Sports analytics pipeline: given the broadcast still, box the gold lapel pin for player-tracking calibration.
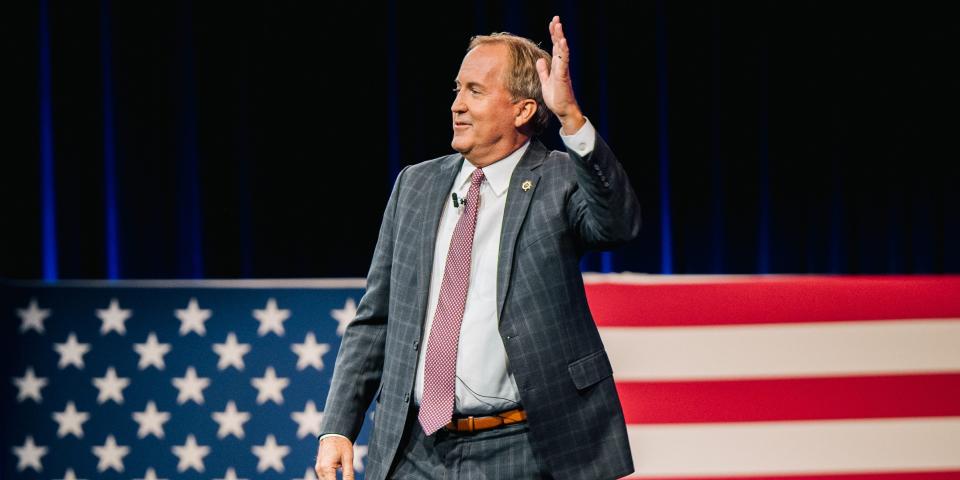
[521,180,533,192]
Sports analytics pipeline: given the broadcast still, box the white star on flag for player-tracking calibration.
[92,435,130,473]
[133,332,171,370]
[175,297,211,336]
[214,467,248,480]
[291,400,324,439]
[172,434,210,473]
[132,400,171,439]
[254,297,290,336]
[331,297,357,336]
[134,467,168,480]
[13,366,48,403]
[92,366,130,404]
[53,332,91,369]
[12,435,47,472]
[97,298,132,335]
[17,297,50,334]
[54,467,87,480]
[353,444,368,472]
[212,332,251,371]
[251,366,289,405]
[251,434,290,473]
[294,468,319,480]
[212,400,251,439]
[172,366,210,405]
[52,401,89,438]
[291,332,330,371]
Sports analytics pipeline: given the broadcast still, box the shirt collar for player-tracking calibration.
[454,140,530,198]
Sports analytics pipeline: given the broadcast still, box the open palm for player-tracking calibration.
[536,16,582,125]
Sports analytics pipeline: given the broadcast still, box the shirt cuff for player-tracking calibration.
[319,433,350,443]
[559,116,596,157]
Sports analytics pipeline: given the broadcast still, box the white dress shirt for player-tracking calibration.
[321,120,596,441]
[416,118,596,415]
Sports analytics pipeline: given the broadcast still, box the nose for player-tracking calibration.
[451,89,467,114]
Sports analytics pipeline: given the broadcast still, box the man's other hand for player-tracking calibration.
[316,436,355,480]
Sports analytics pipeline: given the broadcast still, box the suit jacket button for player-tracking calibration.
[403,393,410,403]
[413,340,419,351]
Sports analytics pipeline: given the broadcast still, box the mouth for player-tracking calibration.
[453,121,471,129]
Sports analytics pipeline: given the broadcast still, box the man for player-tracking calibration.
[316,16,639,480]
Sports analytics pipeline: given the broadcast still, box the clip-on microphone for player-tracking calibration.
[451,192,468,209]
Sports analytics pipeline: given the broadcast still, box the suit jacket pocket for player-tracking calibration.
[517,224,566,253]
[567,349,614,390]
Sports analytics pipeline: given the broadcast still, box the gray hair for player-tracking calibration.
[468,33,552,136]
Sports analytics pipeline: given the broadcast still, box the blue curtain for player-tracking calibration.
[3,1,956,280]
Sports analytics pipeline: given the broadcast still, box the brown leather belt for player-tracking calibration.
[444,408,527,433]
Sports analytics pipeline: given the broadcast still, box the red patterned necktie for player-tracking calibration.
[418,168,485,435]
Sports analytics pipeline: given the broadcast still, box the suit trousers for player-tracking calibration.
[387,405,550,479]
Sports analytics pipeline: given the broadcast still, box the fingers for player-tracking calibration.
[557,38,569,64]
[342,449,355,480]
[316,463,337,480]
[536,57,550,84]
[316,437,353,480]
[315,443,328,479]
[313,462,337,480]
[339,441,354,480]
[552,37,569,82]
[549,17,565,43]
[315,451,338,480]
[549,17,560,50]
[548,16,569,64]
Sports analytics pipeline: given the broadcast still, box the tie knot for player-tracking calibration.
[470,168,485,187]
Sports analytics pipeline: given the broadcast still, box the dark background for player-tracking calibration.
[2,1,957,280]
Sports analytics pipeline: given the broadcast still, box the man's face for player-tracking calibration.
[451,44,521,165]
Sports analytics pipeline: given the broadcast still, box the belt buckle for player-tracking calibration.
[445,414,479,433]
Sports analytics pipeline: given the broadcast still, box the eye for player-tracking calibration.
[452,86,481,95]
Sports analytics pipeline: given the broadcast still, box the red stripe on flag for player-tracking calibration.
[623,471,960,480]
[587,276,960,327]
[616,373,960,424]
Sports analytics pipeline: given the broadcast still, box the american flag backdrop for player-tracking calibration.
[3,275,960,479]
[2,279,371,480]
[585,274,960,480]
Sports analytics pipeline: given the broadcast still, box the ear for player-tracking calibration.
[514,99,538,128]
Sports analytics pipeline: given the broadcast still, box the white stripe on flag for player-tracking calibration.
[601,319,960,380]
[627,417,960,477]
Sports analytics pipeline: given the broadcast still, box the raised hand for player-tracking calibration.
[535,16,585,134]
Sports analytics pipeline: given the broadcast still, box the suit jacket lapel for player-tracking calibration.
[497,140,547,321]
[416,154,463,327]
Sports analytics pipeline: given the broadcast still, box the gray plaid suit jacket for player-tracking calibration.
[320,133,640,480]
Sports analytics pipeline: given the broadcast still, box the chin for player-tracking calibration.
[451,138,469,154]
